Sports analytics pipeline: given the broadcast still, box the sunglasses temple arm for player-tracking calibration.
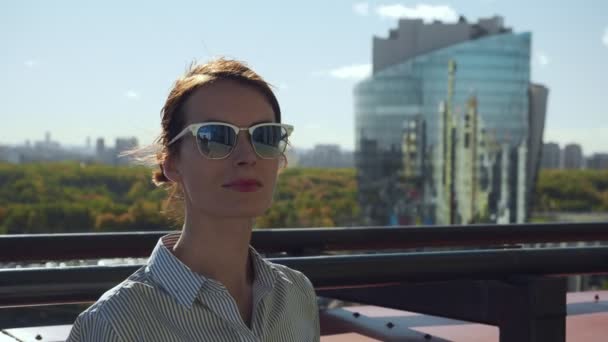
[167,126,193,145]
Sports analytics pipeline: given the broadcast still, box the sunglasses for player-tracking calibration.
[167,122,294,159]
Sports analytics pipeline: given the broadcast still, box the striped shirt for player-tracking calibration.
[67,233,320,341]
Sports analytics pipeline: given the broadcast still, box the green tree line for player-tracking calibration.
[1,162,606,234]
[533,169,608,212]
[0,162,360,234]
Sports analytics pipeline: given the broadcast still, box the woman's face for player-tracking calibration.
[166,79,280,219]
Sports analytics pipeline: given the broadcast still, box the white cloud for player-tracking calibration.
[124,90,140,100]
[320,64,372,80]
[353,2,369,16]
[537,52,550,67]
[602,27,608,47]
[24,60,39,68]
[376,4,459,23]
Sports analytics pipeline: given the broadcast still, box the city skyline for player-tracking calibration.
[0,130,359,153]
[1,0,608,153]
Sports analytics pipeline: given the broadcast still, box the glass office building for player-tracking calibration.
[355,17,548,226]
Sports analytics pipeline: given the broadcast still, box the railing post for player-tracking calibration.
[317,276,568,342]
[497,276,567,342]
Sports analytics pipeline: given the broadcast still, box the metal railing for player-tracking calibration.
[2,222,607,261]
[1,222,608,342]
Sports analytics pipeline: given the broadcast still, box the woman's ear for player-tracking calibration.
[162,155,181,184]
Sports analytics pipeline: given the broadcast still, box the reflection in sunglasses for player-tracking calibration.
[192,123,290,159]
[206,141,233,157]
[254,143,281,157]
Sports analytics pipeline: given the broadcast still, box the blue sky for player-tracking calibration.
[1,0,607,153]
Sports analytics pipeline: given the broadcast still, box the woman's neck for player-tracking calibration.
[171,212,255,295]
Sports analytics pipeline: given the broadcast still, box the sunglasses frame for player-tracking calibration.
[167,121,294,160]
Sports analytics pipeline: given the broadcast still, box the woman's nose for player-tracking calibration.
[231,132,257,166]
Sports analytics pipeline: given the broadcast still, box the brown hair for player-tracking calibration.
[150,58,284,224]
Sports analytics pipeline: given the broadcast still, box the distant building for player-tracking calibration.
[525,84,549,218]
[394,114,427,225]
[115,137,139,165]
[0,135,140,166]
[95,137,114,164]
[587,153,608,170]
[541,142,561,169]
[454,96,487,224]
[96,138,105,157]
[354,16,547,225]
[563,144,583,169]
[296,145,354,168]
[93,136,139,165]
[0,145,8,162]
[1,133,87,163]
[401,115,426,179]
[373,16,512,74]
[34,132,61,152]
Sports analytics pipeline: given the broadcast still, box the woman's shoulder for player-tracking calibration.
[68,266,158,341]
[266,261,316,297]
[79,265,158,318]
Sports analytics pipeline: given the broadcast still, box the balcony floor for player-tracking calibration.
[2,291,607,342]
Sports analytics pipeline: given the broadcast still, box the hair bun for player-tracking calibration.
[152,167,170,185]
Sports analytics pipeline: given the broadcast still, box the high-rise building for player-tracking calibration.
[541,142,561,169]
[115,137,139,165]
[354,16,547,225]
[0,145,8,162]
[586,153,608,170]
[454,96,485,224]
[115,137,138,154]
[526,84,549,217]
[296,145,354,168]
[401,115,426,179]
[34,132,60,152]
[563,144,583,169]
[95,137,114,164]
[96,138,105,157]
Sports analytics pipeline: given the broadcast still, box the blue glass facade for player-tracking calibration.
[355,32,534,226]
[356,32,531,151]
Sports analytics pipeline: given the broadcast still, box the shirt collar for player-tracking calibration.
[145,232,280,309]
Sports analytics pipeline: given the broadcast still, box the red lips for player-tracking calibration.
[222,179,262,192]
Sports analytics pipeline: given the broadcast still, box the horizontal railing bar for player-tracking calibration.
[1,222,608,262]
[2,246,608,307]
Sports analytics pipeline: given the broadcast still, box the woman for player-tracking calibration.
[67,58,320,341]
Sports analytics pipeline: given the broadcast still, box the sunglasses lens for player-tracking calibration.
[251,125,288,158]
[196,124,236,158]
